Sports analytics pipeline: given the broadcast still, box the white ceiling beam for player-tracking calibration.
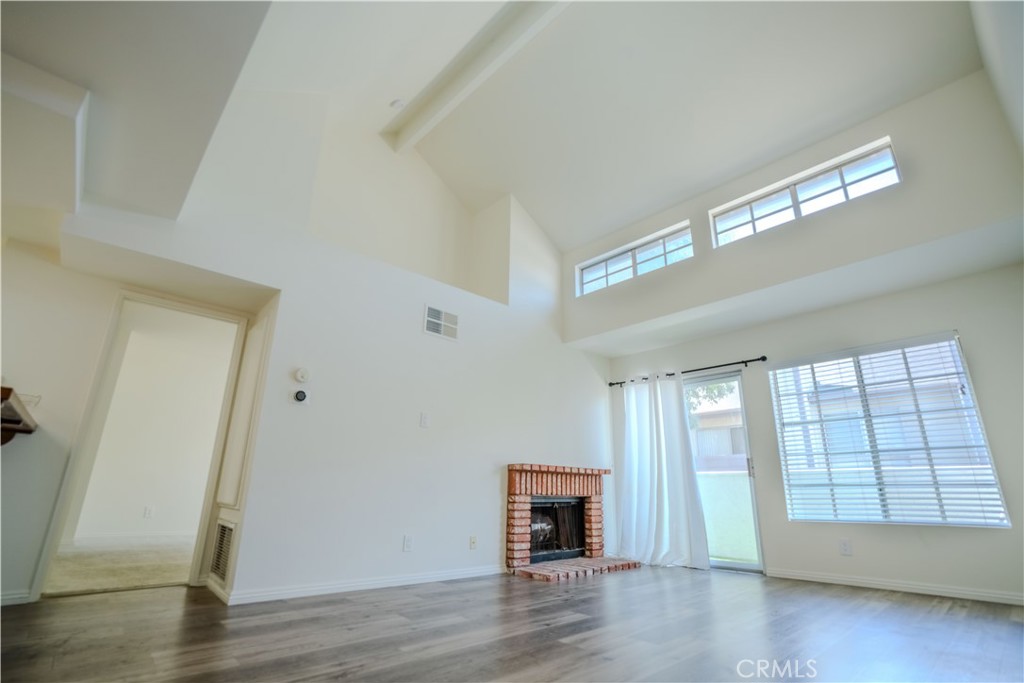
[385,2,568,153]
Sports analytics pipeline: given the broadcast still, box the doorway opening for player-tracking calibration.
[683,374,763,571]
[43,297,243,596]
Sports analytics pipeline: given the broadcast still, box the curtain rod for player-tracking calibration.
[608,355,768,388]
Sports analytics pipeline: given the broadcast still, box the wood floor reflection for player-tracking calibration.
[4,566,1021,682]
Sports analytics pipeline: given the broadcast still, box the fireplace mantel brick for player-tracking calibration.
[506,463,610,570]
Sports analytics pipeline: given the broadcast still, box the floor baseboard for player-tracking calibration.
[766,567,1023,605]
[226,564,505,605]
[2,591,33,606]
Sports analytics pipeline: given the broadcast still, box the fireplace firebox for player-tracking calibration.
[530,497,584,563]
[506,464,610,570]
[507,464,641,580]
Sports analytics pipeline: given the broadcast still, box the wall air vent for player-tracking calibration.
[210,521,235,582]
[424,306,458,341]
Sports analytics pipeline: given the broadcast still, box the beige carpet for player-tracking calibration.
[44,540,194,596]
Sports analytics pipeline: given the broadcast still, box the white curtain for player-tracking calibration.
[614,378,710,569]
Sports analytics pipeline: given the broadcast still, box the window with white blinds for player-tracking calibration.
[769,336,1010,527]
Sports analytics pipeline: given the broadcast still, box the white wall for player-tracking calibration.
[58,191,615,602]
[72,303,237,543]
[181,86,475,294]
[0,241,120,602]
[466,195,512,305]
[610,264,1024,604]
[310,112,474,291]
[233,211,612,602]
[971,1,1024,150]
[46,60,616,603]
[563,70,1023,345]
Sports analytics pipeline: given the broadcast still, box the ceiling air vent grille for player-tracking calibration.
[210,521,234,582]
[424,306,458,341]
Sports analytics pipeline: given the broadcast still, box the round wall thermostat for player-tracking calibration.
[294,368,310,383]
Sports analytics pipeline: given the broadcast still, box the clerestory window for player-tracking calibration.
[577,222,692,296]
[712,139,901,247]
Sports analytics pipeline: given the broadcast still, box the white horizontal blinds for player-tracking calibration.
[578,226,692,295]
[713,143,900,246]
[770,337,1009,527]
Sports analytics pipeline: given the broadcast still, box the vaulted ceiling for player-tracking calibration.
[414,1,984,251]
[2,1,270,219]
[2,1,1020,256]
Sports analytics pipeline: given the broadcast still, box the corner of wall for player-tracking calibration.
[463,195,512,304]
[508,196,562,334]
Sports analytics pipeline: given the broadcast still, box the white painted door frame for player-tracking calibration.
[32,288,250,599]
[681,370,766,573]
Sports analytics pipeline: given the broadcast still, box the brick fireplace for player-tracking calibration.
[506,464,610,569]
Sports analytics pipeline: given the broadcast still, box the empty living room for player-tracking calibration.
[1,1,1021,682]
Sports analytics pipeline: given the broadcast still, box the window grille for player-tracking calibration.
[578,224,692,296]
[713,140,900,247]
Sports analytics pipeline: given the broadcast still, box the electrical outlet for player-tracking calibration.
[469,535,477,550]
[419,412,430,429]
[143,506,154,519]
[403,534,413,552]
[839,538,852,556]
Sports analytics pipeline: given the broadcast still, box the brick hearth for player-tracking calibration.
[506,463,610,570]
[513,556,642,582]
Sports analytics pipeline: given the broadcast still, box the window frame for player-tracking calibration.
[576,221,692,297]
[768,333,1010,528]
[710,137,901,248]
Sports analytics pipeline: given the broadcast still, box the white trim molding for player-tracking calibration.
[62,533,197,549]
[2,591,34,606]
[225,565,505,606]
[766,568,1023,606]
[205,577,231,605]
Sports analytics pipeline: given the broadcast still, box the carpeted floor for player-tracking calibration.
[44,540,195,596]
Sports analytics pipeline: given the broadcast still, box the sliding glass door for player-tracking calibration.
[683,374,763,571]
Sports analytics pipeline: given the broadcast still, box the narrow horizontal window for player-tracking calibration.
[711,139,900,248]
[752,189,795,232]
[576,223,692,297]
[769,335,1010,528]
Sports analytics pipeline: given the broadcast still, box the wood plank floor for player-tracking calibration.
[3,567,1021,682]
